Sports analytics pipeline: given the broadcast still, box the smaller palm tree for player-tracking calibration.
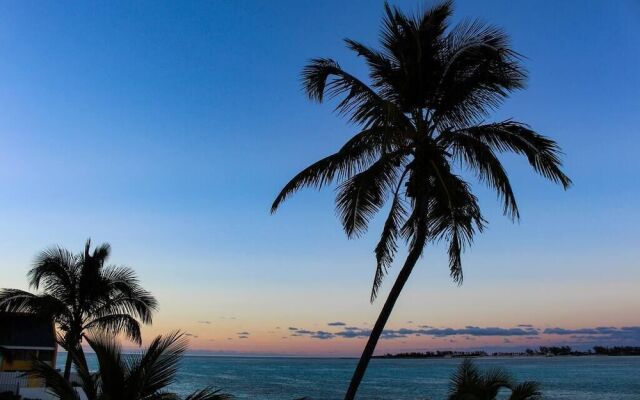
[448,359,541,400]
[31,331,233,400]
[0,239,158,380]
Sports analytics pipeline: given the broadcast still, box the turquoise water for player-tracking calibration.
[59,355,640,399]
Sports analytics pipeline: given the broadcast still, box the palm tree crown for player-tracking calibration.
[448,359,541,400]
[32,332,233,400]
[273,1,570,298]
[0,239,158,379]
[272,2,570,399]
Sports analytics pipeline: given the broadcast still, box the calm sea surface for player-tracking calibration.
[58,355,640,399]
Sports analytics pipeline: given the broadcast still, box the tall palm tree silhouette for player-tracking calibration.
[0,239,158,380]
[271,2,570,398]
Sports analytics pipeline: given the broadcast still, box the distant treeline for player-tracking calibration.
[526,346,640,356]
[375,350,488,358]
[375,351,487,359]
[376,346,640,359]
[592,346,640,356]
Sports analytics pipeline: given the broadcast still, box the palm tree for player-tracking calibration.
[448,359,541,400]
[271,2,570,398]
[0,239,158,380]
[31,331,233,400]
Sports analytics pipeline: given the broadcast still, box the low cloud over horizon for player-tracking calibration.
[283,324,640,348]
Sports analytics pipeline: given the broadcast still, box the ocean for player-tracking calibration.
[58,355,640,399]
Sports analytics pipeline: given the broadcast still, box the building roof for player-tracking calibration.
[0,313,56,349]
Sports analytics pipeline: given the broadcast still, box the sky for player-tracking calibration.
[0,0,638,356]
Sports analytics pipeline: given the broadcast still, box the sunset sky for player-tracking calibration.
[0,0,638,356]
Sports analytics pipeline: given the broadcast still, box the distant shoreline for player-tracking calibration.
[373,346,640,359]
[57,352,640,360]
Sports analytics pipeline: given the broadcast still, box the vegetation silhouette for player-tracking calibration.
[447,359,541,400]
[30,331,232,400]
[0,239,157,380]
[271,1,570,398]
[592,346,640,356]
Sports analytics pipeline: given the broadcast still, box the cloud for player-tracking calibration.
[238,335,249,339]
[184,333,199,338]
[277,324,640,347]
[543,327,628,335]
[544,326,640,343]
[197,320,211,325]
[327,322,346,326]
[290,325,541,341]
[237,331,250,335]
[312,331,334,340]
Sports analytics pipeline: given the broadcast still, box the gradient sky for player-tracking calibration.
[0,1,639,356]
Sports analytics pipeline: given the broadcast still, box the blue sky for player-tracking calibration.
[0,1,638,354]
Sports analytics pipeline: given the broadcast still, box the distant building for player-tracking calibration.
[0,312,57,388]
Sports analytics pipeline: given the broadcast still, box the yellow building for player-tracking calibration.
[0,313,57,387]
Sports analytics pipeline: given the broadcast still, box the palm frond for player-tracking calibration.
[127,331,187,399]
[427,161,485,283]
[434,19,526,129]
[29,246,78,302]
[85,333,126,398]
[448,358,484,400]
[271,127,399,213]
[0,289,68,318]
[482,367,513,398]
[84,313,143,344]
[184,387,235,400]
[29,361,80,400]
[301,58,410,128]
[458,121,571,188]
[96,265,158,324]
[371,178,408,302]
[89,294,156,327]
[509,381,542,400]
[336,152,404,238]
[439,130,519,219]
[91,241,112,264]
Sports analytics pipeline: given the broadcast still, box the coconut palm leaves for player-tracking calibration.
[0,239,158,379]
[272,2,569,399]
[448,359,541,400]
[30,332,233,400]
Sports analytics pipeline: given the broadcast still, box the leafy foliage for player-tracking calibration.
[272,0,570,301]
[448,359,541,400]
[30,332,233,400]
[0,239,158,378]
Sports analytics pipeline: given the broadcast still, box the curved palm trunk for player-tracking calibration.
[62,333,86,381]
[344,231,427,400]
[63,349,73,380]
